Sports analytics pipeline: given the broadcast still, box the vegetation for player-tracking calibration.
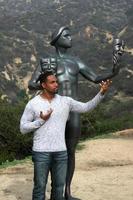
[81,98,133,139]
[0,156,31,169]
[0,97,32,165]
[0,96,133,165]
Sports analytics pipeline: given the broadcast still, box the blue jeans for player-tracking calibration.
[32,151,68,200]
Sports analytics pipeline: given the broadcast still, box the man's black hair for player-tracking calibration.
[39,71,56,84]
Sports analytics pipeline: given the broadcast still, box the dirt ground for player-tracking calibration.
[1,129,133,200]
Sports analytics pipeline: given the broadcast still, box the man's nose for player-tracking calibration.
[55,82,58,87]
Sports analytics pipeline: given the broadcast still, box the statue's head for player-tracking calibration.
[50,26,72,48]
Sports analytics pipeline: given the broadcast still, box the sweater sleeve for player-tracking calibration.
[69,92,104,113]
[20,102,45,134]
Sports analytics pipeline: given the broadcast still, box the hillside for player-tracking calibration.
[0,0,133,102]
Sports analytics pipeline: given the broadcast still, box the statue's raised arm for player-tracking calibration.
[78,38,125,83]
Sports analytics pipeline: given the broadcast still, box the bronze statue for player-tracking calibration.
[28,26,124,200]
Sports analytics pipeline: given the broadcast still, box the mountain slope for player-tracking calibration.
[0,0,133,101]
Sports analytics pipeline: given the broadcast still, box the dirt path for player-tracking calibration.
[1,129,133,200]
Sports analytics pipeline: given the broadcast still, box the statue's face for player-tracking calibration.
[56,29,72,48]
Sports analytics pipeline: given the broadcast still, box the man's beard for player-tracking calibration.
[45,88,58,95]
[54,89,58,94]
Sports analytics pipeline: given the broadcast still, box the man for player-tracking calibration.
[20,71,111,200]
[28,26,124,200]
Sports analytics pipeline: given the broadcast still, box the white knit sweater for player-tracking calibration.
[20,93,104,152]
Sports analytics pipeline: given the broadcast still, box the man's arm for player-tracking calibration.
[69,80,111,113]
[20,103,53,134]
[20,103,45,134]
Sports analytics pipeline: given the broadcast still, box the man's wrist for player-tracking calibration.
[36,119,45,127]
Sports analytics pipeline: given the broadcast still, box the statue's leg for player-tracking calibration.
[50,112,81,200]
[50,169,54,200]
[65,112,81,200]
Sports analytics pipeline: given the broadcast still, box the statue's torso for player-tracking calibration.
[41,56,80,98]
[56,57,79,97]
[57,57,79,81]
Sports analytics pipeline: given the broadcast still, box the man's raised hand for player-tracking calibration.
[99,79,112,95]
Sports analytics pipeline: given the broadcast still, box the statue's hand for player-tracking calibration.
[112,54,120,73]
[28,80,42,90]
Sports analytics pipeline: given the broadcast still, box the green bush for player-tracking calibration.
[0,98,32,164]
[81,99,133,139]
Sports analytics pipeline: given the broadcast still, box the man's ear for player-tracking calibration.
[41,82,46,89]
